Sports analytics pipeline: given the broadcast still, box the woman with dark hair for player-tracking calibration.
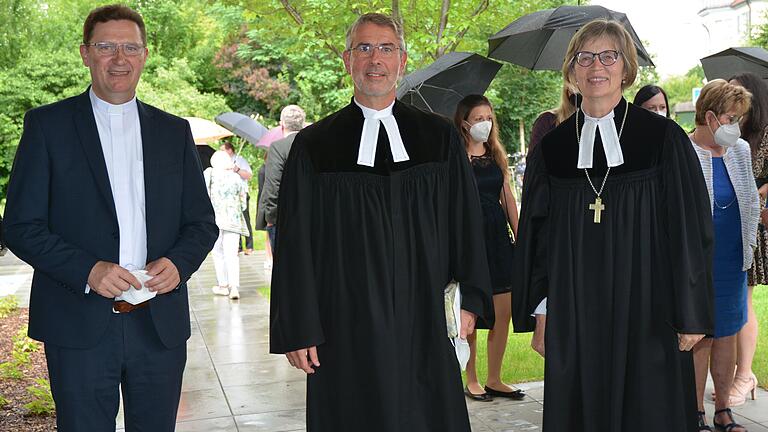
[453,94,522,402]
[725,71,768,406]
[633,84,671,118]
[529,83,579,154]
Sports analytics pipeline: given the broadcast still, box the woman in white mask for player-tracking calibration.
[689,79,760,432]
[453,95,522,402]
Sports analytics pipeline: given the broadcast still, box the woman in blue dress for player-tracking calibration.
[454,95,523,401]
[690,79,760,432]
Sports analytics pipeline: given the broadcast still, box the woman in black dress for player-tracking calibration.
[454,95,522,401]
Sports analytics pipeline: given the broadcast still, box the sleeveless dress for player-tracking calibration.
[712,157,748,337]
[470,152,514,294]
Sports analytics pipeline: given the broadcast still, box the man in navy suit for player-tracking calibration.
[2,5,218,431]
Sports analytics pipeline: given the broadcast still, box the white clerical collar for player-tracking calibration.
[89,88,137,115]
[577,105,625,169]
[354,99,409,167]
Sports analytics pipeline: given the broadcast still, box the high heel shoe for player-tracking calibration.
[713,408,747,431]
[728,372,758,407]
[698,410,713,431]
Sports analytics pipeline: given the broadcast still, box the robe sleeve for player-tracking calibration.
[447,128,495,329]
[269,138,325,354]
[661,123,715,335]
[511,142,550,333]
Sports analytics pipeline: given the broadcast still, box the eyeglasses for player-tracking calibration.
[348,43,401,58]
[84,42,145,57]
[722,114,743,124]
[573,50,621,67]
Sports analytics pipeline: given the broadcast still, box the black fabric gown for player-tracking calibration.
[470,153,514,293]
[269,100,495,431]
[513,99,715,431]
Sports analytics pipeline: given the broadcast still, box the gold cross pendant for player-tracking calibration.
[589,197,605,224]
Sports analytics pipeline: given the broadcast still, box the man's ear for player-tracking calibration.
[80,44,90,67]
[342,50,352,75]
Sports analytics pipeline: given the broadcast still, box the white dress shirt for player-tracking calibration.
[86,89,147,299]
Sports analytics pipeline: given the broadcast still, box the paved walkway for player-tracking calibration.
[1,251,767,430]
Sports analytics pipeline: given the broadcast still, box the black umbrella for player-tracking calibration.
[487,5,653,70]
[396,52,502,117]
[215,112,269,146]
[701,47,768,81]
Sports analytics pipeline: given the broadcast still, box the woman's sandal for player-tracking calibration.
[713,408,747,432]
[698,410,713,431]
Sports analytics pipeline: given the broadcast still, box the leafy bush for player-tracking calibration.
[24,379,55,416]
[0,394,8,409]
[0,295,18,318]
[0,361,24,379]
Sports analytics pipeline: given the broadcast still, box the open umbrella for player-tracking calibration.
[182,117,233,144]
[487,5,653,70]
[701,47,768,81]
[396,52,502,117]
[255,126,284,149]
[215,112,269,146]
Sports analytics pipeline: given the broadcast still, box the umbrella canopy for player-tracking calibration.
[396,52,502,117]
[255,126,284,149]
[701,47,768,81]
[487,5,653,70]
[215,112,269,146]
[183,117,233,145]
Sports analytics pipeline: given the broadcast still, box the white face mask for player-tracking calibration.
[708,111,741,148]
[467,120,492,142]
[654,110,667,117]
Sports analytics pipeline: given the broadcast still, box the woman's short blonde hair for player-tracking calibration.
[210,150,234,170]
[562,19,638,92]
[694,79,752,125]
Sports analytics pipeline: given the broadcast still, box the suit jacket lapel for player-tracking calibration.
[138,100,157,257]
[73,90,118,223]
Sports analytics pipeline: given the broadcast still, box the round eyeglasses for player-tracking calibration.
[573,50,621,67]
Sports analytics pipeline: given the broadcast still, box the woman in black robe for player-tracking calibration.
[513,19,715,431]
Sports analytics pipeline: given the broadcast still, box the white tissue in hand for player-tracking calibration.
[120,270,156,305]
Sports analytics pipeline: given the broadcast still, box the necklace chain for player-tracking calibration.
[577,100,629,197]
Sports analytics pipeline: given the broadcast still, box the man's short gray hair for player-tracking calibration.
[345,13,406,51]
[280,105,306,132]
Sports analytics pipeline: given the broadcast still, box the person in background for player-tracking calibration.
[205,151,249,300]
[220,140,254,255]
[256,105,307,254]
[725,72,768,407]
[453,94,522,402]
[529,83,578,154]
[633,84,671,118]
[689,79,759,432]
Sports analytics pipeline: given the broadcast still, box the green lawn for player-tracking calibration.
[754,285,768,389]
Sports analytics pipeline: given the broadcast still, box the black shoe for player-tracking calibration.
[484,385,525,400]
[713,408,747,432]
[698,411,713,431]
[464,386,492,402]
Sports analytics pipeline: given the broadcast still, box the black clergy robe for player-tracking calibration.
[269,99,495,431]
[513,99,715,431]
